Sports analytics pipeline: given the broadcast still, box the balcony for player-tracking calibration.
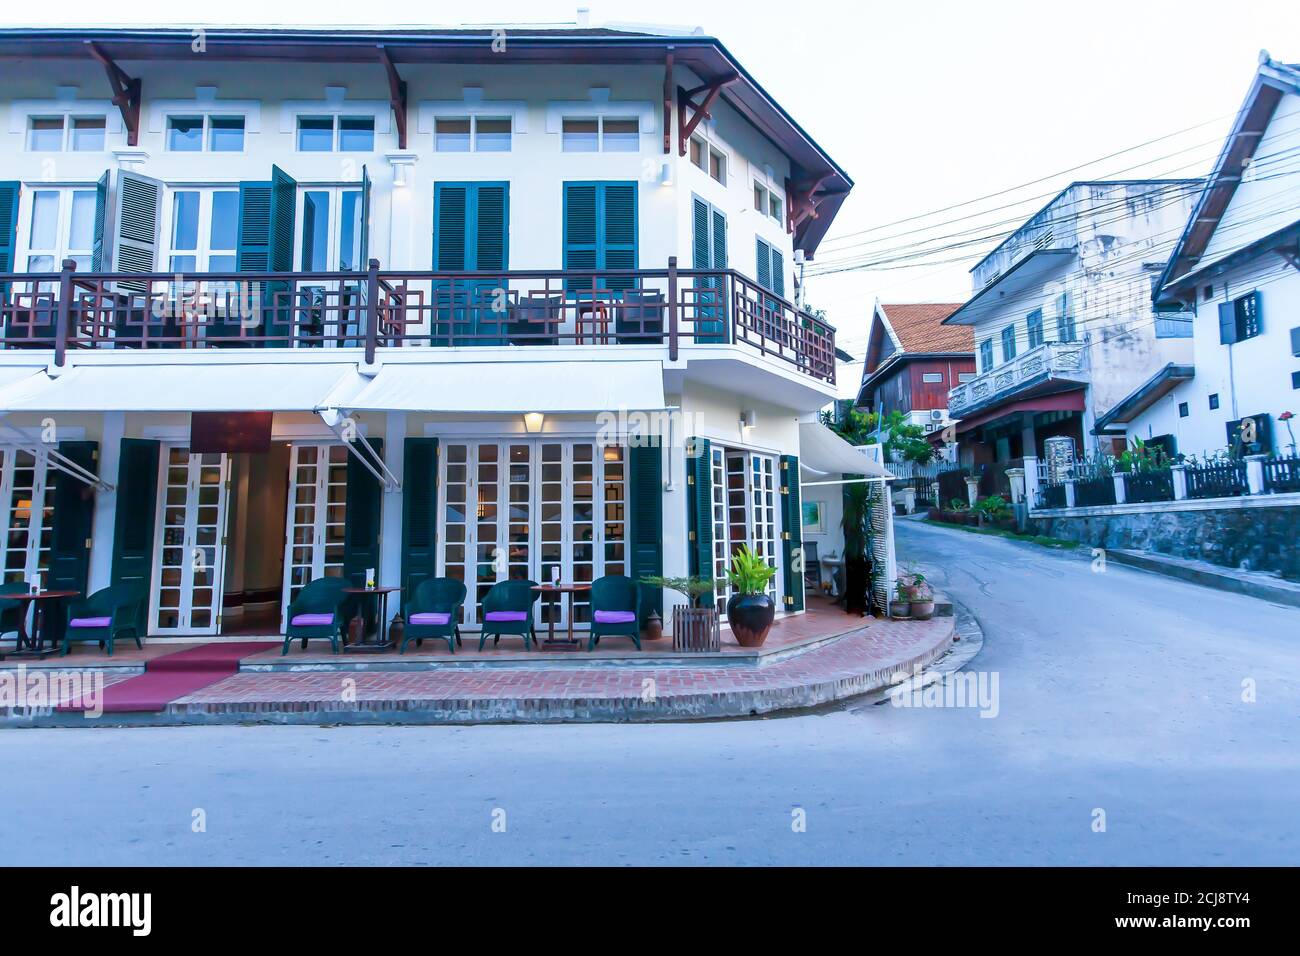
[947,341,1088,418]
[0,259,836,385]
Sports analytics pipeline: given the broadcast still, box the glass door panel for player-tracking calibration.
[152,447,228,635]
[0,448,56,589]
[281,443,349,625]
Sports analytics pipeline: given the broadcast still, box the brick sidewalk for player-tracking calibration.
[165,616,954,723]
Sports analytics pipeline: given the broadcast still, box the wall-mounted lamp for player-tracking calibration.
[659,162,673,187]
[523,412,546,433]
[740,409,757,430]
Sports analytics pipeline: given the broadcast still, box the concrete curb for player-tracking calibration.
[3,618,956,728]
[1107,549,1300,609]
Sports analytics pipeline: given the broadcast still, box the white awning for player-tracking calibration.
[336,360,666,414]
[798,422,891,479]
[0,363,362,413]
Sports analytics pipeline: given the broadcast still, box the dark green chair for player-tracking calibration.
[588,575,642,651]
[401,577,467,654]
[0,582,29,649]
[479,579,540,651]
[282,577,351,655]
[61,582,147,657]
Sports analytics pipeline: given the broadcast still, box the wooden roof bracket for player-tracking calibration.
[786,175,831,232]
[1277,246,1300,274]
[377,45,408,150]
[662,47,674,154]
[677,72,738,155]
[85,41,140,146]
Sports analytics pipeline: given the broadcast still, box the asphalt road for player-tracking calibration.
[3,519,1296,865]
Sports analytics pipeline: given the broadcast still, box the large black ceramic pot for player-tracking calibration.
[726,592,776,647]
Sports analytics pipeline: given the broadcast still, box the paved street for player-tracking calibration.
[3,521,1296,866]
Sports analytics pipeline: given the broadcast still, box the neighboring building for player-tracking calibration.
[939,180,1202,467]
[0,22,880,642]
[854,301,973,452]
[1102,54,1300,459]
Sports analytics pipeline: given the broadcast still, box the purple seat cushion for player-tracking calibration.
[291,613,335,627]
[593,610,637,624]
[409,612,451,626]
[70,616,112,628]
[484,610,528,623]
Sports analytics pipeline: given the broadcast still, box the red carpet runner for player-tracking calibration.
[58,643,279,713]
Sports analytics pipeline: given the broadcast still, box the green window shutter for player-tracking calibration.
[343,436,385,588]
[110,171,162,292]
[756,237,772,291]
[780,454,804,612]
[1218,301,1238,345]
[358,164,371,271]
[236,182,272,271]
[474,184,509,272]
[269,165,296,272]
[0,180,17,304]
[46,441,99,643]
[686,438,714,606]
[434,182,509,344]
[401,437,439,609]
[692,197,711,270]
[564,181,638,291]
[771,248,785,298]
[111,438,161,636]
[434,183,468,270]
[90,172,108,271]
[627,440,663,623]
[711,207,727,270]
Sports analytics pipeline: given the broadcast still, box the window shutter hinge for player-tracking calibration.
[687,474,695,486]
[688,530,696,541]
[780,485,789,495]
[781,531,791,540]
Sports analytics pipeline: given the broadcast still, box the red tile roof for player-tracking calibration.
[880,303,972,353]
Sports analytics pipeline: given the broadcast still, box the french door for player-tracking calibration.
[709,445,780,616]
[438,438,627,627]
[0,447,56,588]
[281,443,349,623]
[152,447,229,635]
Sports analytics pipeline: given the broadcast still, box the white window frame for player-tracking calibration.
[689,133,728,185]
[433,114,513,152]
[295,186,365,272]
[18,185,98,274]
[163,113,246,152]
[295,114,377,153]
[709,444,783,616]
[162,187,241,273]
[922,372,945,384]
[560,115,642,153]
[24,113,109,152]
[0,446,56,589]
[752,179,785,224]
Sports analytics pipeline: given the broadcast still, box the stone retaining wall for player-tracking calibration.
[1029,499,1300,579]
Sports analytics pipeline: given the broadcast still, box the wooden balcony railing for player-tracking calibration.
[0,258,836,385]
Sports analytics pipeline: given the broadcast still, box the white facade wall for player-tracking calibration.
[964,182,1199,450]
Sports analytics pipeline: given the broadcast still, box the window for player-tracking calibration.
[297,115,374,152]
[752,181,783,223]
[1203,284,1214,301]
[1155,309,1193,338]
[1056,292,1076,343]
[769,192,783,223]
[922,372,944,384]
[25,187,97,273]
[1026,309,1044,349]
[978,340,994,371]
[167,189,239,272]
[1293,370,1300,389]
[70,117,106,151]
[755,237,784,297]
[562,116,639,152]
[166,114,244,152]
[167,116,204,151]
[1218,290,1263,344]
[27,117,64,151]
[754,183,765,211]
[1208,393,1220,410]
[435,116,511,152]
[958,372,976,383]
[299,188,365,272]
[690,136,704,169]
[1178,402,1190,418]
[1001,324,1017,362]
[208,116,245,151]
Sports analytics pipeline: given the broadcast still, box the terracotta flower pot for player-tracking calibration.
[891,601,912,619]
[726,593,775,647]
[910,600,935,621]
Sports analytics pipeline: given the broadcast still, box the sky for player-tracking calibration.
[6,1,1299,392]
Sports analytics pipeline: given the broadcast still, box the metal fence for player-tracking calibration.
[1262,455,1300,493]
[1074,474,1117,507]
[1123,470,1175,504]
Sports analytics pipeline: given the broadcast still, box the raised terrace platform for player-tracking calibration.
[2,598,956,726]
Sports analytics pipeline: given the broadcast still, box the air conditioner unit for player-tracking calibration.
[929,409,945,422]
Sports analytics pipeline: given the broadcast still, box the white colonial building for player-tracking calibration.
[939,180,1202,468]
[0,22,888,645]
[1099,54,1300,460]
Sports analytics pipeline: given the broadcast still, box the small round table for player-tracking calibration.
[341,586,401,653]
[531,583,592,647]
[3,590,81,660]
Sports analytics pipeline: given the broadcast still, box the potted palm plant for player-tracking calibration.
[640,575,720,652]
[724,545,777,647]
